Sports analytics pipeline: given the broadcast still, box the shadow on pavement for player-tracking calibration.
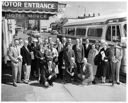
[29,82,49,89]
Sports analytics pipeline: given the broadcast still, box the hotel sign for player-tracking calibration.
[2,1,58,12]
[4,12,49,19]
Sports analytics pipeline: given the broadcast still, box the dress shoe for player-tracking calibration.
[13,83,17,87]
[24,81,28,84]
[17,81,23,83]
[101,81,105,84]
[92,80,96,84]
[88,82,92,85]
[116,82,120,85]
[44,81,49,87]
[112,82,114,86]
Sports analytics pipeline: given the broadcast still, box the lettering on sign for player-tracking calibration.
[5,13,49,19]
[2,1,58,12]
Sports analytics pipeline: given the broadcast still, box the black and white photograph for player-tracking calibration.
[1,0,127,101]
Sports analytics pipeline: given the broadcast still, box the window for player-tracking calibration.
[87,28,102,37]
[106,25,121,42]
[76,28,86,37]
[124,24,127,37]
[63,28,67,34]
[68,28,75,36]
[117,25,121,40]
[106,26,111,41]
[112,26,115,36]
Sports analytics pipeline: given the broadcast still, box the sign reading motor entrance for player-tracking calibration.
[2,1,58,12]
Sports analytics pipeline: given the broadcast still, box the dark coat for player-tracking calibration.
[95,48,111,78]
[63,47,75,69]
[83,44,92,58]
[35,50,46,64]
[73,44,85,63]
[21,46,31,65]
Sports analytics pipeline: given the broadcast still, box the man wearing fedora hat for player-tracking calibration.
[109,40,123,86]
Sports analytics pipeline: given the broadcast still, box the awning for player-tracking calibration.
[2,1,58,19]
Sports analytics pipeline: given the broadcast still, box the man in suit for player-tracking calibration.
[73,38,84,77]
[63,42,75,82]
[109,41,123,86]
[8,39,22,87]
[21,40,32,84]
[19,38,24,80]
[58,37,67,79]
[78,58,93,85]
[83,38,92,58]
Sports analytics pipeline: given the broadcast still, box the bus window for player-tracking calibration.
[76,28,86,37]
[117,25,121,41]
[106,26,111,41]
[124,24,127,37]
[112,25,121,42]
[87,28,102,37]
[112,26,116,36]
[68,28,75,36]
[63,28,67,34]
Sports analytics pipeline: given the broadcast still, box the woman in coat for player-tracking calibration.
[88,44,99,83]
[97,41,110,83]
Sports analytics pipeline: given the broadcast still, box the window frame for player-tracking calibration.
[87,27,103,37]
[76,27,86,37]
[67,27,75,36]
[105,24,121,42]
[123,24,127,37]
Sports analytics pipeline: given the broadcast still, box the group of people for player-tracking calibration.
[8,36,123,87]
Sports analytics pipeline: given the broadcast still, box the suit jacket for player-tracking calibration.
[83,44,92,58]
[21,46,31,65]
[108,46,123,62]
[115,46,123,61]
[73,44,84,63]
[8,46,20,64]
[63,47,75,69]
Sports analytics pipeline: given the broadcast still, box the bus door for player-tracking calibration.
[106,24,121,45]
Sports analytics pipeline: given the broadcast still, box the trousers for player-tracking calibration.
[23,65,31,82]
[11,62,22,83]
[110,60,121,83]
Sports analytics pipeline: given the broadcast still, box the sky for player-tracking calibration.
[62,1,127,17]
[42,1,127,27]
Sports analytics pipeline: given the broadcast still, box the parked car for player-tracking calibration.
[50,30,59,35]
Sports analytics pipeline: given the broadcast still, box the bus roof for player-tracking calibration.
[64,13,127,27]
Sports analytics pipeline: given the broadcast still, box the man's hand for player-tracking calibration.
[71,72,74,76]
[25,63,27,67]
[40,57,44,60]
[82,75,85,79]
[104,59,108,62]
[15,59,19,63]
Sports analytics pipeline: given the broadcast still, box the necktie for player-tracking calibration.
[16,46,19,56]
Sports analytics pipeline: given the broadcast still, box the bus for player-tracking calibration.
[57,13,127,77]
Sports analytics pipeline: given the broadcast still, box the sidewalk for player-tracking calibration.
[2,80,126,101]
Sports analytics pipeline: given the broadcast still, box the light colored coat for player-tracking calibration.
[88,48,99,76]
[8,46,20,64]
